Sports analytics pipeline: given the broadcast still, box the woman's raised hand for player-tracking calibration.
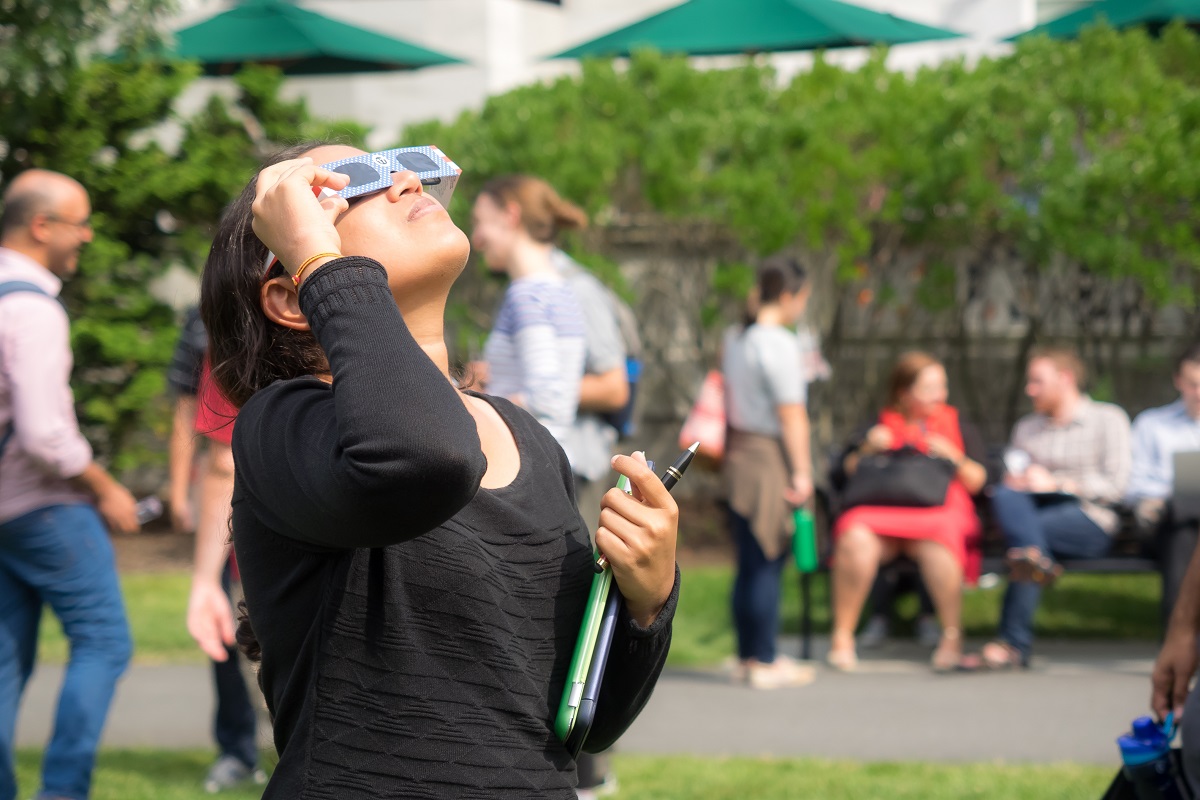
[252,158,351,276]
[598,452,679,628]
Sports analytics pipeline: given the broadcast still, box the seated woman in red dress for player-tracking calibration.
[828,352,988,672]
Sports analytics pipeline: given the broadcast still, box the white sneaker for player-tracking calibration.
[577,773,619,798]
[747,656,817,690]
[203,755,267,793]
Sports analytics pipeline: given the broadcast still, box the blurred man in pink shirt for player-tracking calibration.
[0,169,140,800]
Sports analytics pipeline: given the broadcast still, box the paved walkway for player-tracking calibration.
[16,637,1157,764]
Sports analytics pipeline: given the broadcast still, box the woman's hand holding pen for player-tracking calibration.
[252,157,349,275]
[598,452,679,629]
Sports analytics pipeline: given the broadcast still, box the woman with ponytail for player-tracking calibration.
[472,177,632,797]
[471,176,589,453]
[721,258,817,690]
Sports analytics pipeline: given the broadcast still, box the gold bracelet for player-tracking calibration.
[291,252,341,286]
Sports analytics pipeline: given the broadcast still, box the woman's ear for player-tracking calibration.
[504,199,523,230]
[260,278,311,331]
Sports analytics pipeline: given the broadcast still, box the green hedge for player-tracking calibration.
[406,23,1200,304]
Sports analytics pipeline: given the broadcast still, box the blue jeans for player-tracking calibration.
[0,504,132,800]
[729,509,787,664]
[212,561,257,769]
[991,487,1111,659]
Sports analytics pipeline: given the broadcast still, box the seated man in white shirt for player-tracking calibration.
[1128,343,1200,624]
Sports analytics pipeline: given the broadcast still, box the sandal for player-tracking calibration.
[980,640,1027,670]
[826,648,858,672]
[930,628,981,673]
[1006,546,1063,588]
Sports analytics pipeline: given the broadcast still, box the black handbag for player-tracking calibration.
[840,445,956,510]
[1100,750,1193,799]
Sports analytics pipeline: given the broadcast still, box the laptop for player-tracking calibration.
[1172,451,1200,522]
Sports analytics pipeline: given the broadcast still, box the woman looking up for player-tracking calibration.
[199,143,680,798]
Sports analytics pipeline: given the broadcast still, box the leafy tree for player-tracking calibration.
[2,1,366,477]
[406,24,1200,349]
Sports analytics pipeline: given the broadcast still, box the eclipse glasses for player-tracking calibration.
[320,145,461,207]
[263,145,462,277]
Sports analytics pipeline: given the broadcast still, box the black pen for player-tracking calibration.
[594,441,699,573]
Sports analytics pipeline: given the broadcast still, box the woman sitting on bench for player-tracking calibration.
[828,352,988,673]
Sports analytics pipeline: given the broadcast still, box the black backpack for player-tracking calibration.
[598,286,643,439]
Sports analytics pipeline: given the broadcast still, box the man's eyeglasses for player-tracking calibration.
[43,214,92,231]
[262,145,461,279]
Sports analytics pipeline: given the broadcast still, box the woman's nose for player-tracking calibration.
[387,170,423,200]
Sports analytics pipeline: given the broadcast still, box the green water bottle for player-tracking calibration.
[792,507,818,573]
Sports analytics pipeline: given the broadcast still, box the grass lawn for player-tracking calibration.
[14,750,1113,800]
[36,565,1160,668]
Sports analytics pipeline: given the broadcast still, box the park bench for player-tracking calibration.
[796,490,1158,661]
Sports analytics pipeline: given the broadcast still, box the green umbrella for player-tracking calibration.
[549,0,961,59]
[174,0,463,75]
[1009,0,1200,40]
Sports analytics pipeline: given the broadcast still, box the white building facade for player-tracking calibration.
[172,0,1076,147]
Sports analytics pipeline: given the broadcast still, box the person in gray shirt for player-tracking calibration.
[554,249,632,800]
[554,249,630,529]
[471,176,628,799]
[721,258,816,690]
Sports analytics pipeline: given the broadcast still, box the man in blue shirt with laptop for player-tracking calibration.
[1128,343,1200,623]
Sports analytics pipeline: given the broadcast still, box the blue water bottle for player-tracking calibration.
[1118,714,1190,799]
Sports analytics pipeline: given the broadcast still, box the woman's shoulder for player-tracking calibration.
[746,324,802,351]
[234,376,330,439]
[499,277,581,321]
[469,391,560,447]
[241,375,329,410]
[470,391,575,485]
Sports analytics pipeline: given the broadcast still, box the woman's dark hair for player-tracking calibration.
[886,351,943,408]
[478,174,588,244]
[202,141,341,666]
[744,256,808,327]
[199,140,336,408]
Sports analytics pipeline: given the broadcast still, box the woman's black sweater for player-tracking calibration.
[230,258,676,799]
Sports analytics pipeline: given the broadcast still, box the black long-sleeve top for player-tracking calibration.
[229,258,676,799]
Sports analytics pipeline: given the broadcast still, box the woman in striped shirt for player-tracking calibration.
[473,176,587,453]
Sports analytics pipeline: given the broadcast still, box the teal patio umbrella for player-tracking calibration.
[1009,0,1200,40]
[174,0,464,75]
[549,0,961,59]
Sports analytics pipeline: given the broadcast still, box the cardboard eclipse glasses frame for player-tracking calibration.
[263,145,462,277]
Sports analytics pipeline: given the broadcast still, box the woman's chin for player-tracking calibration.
[386,243,471,302]
[436,228,472,280]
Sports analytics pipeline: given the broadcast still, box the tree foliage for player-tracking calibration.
[406,23,1200,311]
[1,2,366,476]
